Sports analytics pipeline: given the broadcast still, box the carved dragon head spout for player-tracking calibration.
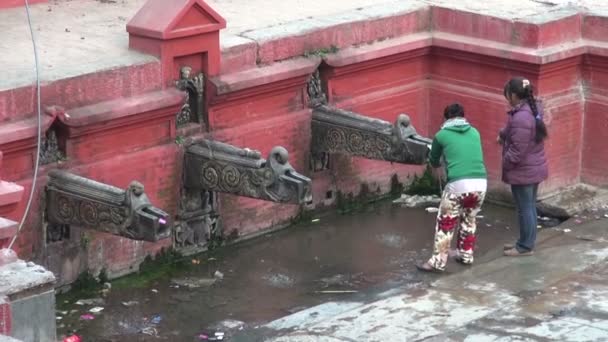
[45,170,171,242]
[184,140,312,205]
[265,146,313,204]
[311,105,432,165]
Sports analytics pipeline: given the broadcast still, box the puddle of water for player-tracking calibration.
[56,202,518,341]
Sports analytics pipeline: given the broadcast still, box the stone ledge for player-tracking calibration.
[0,260,55,298]
[537,183,608,219]
[0,182,23,211]
[62,88,185,129]
[210,57,321,96]
[0,335,22,342]
[0,218,17,242]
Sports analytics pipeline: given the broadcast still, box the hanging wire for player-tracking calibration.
[9,0,43,250]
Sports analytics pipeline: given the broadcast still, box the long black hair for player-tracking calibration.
[504,77,548,143]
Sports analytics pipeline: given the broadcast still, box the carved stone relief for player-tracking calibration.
[307,69,327,107]
[45,170,171,242]
[175,189,221,249]
[175,66,206,128]
[46,223,71,243]
[311,106,432,165]
[39,129,65,165]
[310,152,331,172]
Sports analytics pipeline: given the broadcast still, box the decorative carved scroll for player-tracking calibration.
[45,170,171,242]
[176,66,206,128]
[311,105,432,165]
[184,140,313,205]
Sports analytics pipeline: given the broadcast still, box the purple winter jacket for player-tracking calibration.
[499,102,548,185]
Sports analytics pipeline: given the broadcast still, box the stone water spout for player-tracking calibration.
[45,170,171,242]
[311,105,432,164]
[184,140,313,204]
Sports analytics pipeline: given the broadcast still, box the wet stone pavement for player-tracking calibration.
[57,201,549,341]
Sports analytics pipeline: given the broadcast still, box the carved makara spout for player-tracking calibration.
[45,170,171,242]
[311,105,432,164]
[184,140,312,204]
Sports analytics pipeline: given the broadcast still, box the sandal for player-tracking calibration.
[504,248,534,257]
[416,262,444,273]
[454,257,472,266]
[503,243,515,250]
[448,249,472,266]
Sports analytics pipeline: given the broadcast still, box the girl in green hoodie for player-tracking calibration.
[417,103,487,273]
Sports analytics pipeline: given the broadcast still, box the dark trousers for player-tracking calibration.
[511,184,539,252]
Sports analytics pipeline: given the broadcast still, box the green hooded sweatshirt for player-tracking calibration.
[429,117,487,183]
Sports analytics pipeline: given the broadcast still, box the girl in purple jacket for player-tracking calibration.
[499,77,548,257]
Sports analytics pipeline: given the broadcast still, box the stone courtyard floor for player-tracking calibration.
[252,215,608,341]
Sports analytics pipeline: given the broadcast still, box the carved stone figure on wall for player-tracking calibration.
[39,129,65,165]
[176,66,206,128]
[175,188,220,248]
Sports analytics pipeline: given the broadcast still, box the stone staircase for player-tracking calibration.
[0,152,23,249]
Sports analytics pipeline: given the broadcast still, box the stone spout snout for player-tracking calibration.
[267,146,313,205]
[391,113,433,165]
[126,181,172,242]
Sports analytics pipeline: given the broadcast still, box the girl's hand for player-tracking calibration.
[497,135,504,145]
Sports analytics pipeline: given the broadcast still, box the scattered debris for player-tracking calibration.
[262,273,295,288]
[199,331,225,340]
[315,290,358,294]
[311,218,320,223]
[121,301,139,307]
[150,314,162,325]
[171,277,216,288]
[56,316,63,320]
[75,298,104,306]
[576,235,608,243]
[425,207,439,213]
[562,228,572,233]
[141,327,158,336]
[103,282,112,290]
[89,307,104,313]
[80,314,95,321]
[63,335,81,342]
[214,270,224,280]
[151,289,159,293]
[216,319,246,330]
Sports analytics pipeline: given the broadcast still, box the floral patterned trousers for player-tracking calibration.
[428,191,486,271]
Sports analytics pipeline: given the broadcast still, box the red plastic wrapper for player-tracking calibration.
[63,335,82,342]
